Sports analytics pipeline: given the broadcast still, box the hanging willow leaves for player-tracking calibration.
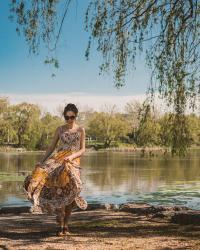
[85,0,200,98]
[9,0,72,65]
[84,0,200,156]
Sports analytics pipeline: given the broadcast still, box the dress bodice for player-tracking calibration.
[57,126,81,152]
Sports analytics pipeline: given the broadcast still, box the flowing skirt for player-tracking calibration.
[23,149,87,215]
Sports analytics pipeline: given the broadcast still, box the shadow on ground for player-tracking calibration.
[0,210,199,250]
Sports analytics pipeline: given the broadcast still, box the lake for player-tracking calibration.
[0,150,200,209]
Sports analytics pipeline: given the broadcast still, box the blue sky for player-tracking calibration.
[0,1,151,96]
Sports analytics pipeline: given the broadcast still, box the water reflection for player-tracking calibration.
[0,150,200,209]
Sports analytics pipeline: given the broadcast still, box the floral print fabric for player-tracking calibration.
[23,127,87,215]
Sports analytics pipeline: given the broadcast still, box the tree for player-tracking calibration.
[187,113,200,145]
[135,101,161,146]
[9,0,200,155]
[11,103,41,148]
[158,112,191,155]
[87,105,128,147]
[38,112,62,150]
[125,100,141,128]
[0,98,64,150]
[0,97,9,115]
[0,98,16,144]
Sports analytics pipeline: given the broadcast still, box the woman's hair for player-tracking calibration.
[63,103,78,116]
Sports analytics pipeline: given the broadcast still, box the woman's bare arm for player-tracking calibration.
[38,127,60,164]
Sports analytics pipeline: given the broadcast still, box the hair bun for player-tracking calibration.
[63,103,78,116]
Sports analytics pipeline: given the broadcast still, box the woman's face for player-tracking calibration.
[64,110,76,124]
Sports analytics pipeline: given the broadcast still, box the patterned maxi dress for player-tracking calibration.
[23,126,88,215]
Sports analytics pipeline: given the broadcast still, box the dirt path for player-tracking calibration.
[0,209,200,250]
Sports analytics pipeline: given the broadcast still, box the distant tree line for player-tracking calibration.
[0,97,63,150]
[1,97,200,154]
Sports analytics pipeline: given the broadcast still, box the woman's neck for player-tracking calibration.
[64,123,77,130]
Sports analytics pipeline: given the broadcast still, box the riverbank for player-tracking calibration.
[0,146,44,153]
[1,145,200,155]
[0,145,170,154]
[0,203,199,249]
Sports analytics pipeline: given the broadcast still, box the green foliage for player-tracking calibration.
[85,1,200,103]
[11,102,41,147]
[187,114,200,145]
[87,106,129,147]
[136,103,161,146]
[1,97,200,155]
[159,112,191,156]
[0,99,17,144]
[38,112,63,150]
[9,0,72,67]
[9,0,60,54]
[0,97,63,150]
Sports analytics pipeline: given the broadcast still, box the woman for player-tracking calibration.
[23,103,87,236]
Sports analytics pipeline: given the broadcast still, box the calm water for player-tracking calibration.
[0,150,200,209]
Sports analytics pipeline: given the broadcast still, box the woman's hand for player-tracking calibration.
[35,162,43,167]
[63,155,74,163]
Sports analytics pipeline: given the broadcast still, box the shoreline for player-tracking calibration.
[1,202,200,225]
[0,145,200,154]
[0,145,194,153]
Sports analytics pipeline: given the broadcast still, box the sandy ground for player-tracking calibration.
[0,209,200,250]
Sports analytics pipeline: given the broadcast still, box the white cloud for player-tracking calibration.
[1,92,198,115]
[0,92,148,114]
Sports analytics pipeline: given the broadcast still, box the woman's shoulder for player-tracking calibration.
[77,125,85,131]
[77,125,85,135]
[56,125,64,135]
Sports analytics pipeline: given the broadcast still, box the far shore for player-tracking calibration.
[0,145,200,155]
[0,145,170,154]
